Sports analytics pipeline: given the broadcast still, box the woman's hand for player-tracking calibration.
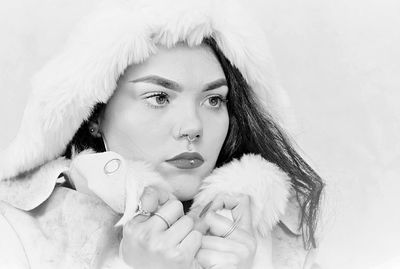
[120,186,202,269]
[196,194,257,269]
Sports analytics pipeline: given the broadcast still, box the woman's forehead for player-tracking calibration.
[120,44,226,86]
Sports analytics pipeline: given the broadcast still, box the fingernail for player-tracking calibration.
[199,201,213,218]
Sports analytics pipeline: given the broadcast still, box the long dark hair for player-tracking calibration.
[204,37,324,249]
[64,37,324,250]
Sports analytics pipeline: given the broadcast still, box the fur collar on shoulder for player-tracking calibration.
[0,151,294,237]
[68,151,292,237]
[0,151,305,268]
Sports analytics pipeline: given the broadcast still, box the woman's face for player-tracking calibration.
[100,44,229,201]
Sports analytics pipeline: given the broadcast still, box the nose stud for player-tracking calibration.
[185,135,198,151]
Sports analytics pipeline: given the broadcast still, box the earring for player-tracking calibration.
[89,123,108,151]
[102,134,109,152]
[89,123,102,138]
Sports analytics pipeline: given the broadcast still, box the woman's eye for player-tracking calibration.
[203,95,227,109]
[144,92,169,108]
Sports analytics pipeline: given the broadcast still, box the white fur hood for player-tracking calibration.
[0,0,293,181]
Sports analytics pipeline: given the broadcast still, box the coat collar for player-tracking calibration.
[0,151,301,235]
[0,157,69,211]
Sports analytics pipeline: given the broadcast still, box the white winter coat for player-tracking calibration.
[0,0,319,268]
[0,151,316,268]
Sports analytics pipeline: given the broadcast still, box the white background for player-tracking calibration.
[1,1,399,268]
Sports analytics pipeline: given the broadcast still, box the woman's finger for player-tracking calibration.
[163,215,194,246]
[210,193,253,234]
[204,211,255,248]
[128,186,168,224]
[140,186,169,213]
[178,230,202,260]
[201,235,245,254]
[148,199,184,231]
[197,248,238,269]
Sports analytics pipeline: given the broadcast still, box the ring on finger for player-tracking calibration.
[152,212,171,228]
[222,220,240,238]
[133,200,151,218]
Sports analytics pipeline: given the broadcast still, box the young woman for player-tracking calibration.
[0,0,323,268]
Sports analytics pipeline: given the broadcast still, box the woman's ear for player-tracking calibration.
[88,104,106,138]
[88,119,102,138]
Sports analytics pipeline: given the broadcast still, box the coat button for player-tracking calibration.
[104,158,121,175]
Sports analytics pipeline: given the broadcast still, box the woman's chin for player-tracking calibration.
[165,174,203,201]
[157,163,212,201]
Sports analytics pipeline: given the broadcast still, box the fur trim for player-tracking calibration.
[0,0,292,180]
[0,151,302,269]
[192,154,291,237]
[69,152,291,233]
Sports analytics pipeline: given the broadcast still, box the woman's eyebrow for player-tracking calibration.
[129,75,182,91]
[129,76,227,92]
[203,78,227,92]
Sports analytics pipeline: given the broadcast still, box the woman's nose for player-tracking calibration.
[173,108,203,140]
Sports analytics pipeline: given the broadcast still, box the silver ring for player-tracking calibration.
[132,200,151,218]
[152,212,171,228]
[187,135,197,142]
[222,220,240,238]
[181,133,198,142]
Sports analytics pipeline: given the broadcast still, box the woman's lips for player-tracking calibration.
[165,152,204,169]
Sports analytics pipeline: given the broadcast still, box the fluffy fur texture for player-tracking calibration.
[69,152,293,269]
[0,151,304,268]
[68,152,291,236]
[66,152,291,232]
[192,154,291,236]
[0,0,293,181]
